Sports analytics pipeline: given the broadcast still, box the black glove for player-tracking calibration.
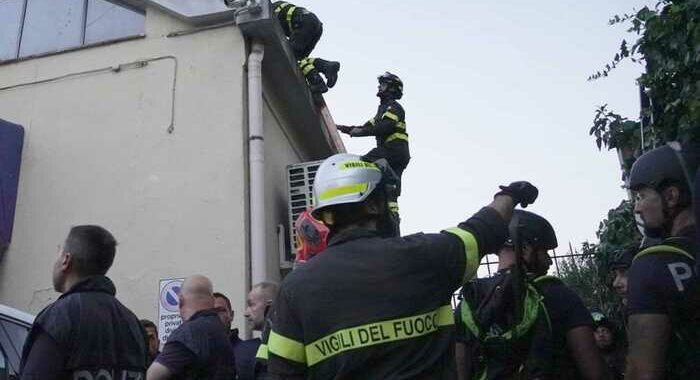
[496,181,538,208]
[337,125,352,134]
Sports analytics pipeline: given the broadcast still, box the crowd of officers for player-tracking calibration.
[14,1,700,379]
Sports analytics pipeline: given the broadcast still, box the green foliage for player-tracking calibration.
[559,201,641,325]
[590,0,700,150]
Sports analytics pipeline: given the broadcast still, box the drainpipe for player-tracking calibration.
[248,41,266,285]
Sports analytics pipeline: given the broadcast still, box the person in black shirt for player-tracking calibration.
[591,312,625,380]
[625,143,700,380]
[147,275,235,380]
[141,319,161,366]
[266,153,539,379]
[19,225,148,380]
[454,210,557,380]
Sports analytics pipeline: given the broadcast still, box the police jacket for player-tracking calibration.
[627,227,700,380]
[267,207,509,379]
[272,2,319,37]
[161,309,236,380]
[19,275,147,380]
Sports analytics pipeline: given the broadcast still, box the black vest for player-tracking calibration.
[166,309,236,380]
[21,276,147,380]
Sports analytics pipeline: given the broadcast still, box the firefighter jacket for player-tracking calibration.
[272,2,316,37]
[352,99,410,176]
[267,207,510,379]
[20,275,148,380]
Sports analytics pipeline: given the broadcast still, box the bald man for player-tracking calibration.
[147,275,236,380]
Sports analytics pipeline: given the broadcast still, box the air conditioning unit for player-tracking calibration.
[285,160,323,264]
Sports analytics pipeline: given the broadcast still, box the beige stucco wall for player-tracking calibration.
[261,96,307,282]
[0,7,252,331]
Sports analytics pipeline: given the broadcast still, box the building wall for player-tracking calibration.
[261,96,307,282]
[0,6,252,331]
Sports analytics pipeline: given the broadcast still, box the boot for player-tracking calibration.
[305,70,328,94]
[314,58,341,88]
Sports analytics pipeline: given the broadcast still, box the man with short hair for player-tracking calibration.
[141,319,161,366]
[245,282,279,379]
[20,225,148,380]
[214,291,258,380]
[625,143,700,380]
[147,275,235,380]
[245,282,279,332]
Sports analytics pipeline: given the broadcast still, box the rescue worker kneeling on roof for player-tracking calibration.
[625,142,700,380]
[266,152,538,379]
[224,1,340,94]
[337,72,409,233]
[272,1,339,94]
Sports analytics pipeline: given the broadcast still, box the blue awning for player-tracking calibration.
[0,119,24,255]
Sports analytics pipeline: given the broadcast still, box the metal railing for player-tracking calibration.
[451,246,590,308]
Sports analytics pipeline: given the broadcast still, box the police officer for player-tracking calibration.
[591,312,625,380]
[266,153,538,379]
[609,245,636,307]
[271,1,340,94]
[625,142,700,380]
[147,275,235,380]
[455,210,557,380]
[337,73,410,230]
[19,225,148,380]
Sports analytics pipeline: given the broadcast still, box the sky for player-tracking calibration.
[302,0,655,258]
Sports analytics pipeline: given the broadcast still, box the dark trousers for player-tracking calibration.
[290,13,323,60]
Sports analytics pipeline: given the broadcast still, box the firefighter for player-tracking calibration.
[19,225,148,380]
[266,153,538,379]
[337,72,410,232]
[625,142,700,380]
[272,1,340,94]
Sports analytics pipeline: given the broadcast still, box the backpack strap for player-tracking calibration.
[533,275,561,284]
[633,244,695,262]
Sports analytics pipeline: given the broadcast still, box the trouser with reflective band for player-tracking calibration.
[268,304,454,367]
[362,142,410,178]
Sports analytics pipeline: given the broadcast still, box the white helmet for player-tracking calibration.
[311,154,383,218]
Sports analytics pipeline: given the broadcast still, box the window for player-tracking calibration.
[85,0,146,45]
[0,0,24,61]
[0,0,145,61]
[0,319,29,376]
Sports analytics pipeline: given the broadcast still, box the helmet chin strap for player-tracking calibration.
[644,194,678,239]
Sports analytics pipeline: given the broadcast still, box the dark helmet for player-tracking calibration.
[591,311,615,330]
[628,142,699,192]
[508,210,558,250]
[377,72,403,99]
[609,245,637,270]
